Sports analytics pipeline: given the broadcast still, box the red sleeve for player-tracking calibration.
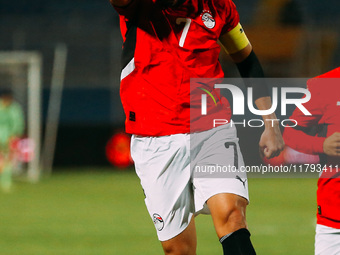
[283,80,325,154]
[283,127,325,154]
[220,0,240,35]
[289,80,324,127]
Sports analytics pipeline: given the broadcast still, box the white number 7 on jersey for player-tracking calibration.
[176,18,192,47]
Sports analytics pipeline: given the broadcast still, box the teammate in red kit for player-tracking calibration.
[283,67,340,255]
[110,0,284,254]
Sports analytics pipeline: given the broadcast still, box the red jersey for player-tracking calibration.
[114,0,239,136]
[283,67,340,229]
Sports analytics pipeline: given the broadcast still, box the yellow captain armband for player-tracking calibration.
[220,23,250,55]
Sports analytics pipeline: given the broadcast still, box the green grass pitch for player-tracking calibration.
[0,169,317,254]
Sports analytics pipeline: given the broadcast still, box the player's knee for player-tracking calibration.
[222,196,247,221]
[216,201,248,236]
[162,242,195,255]
[226,206,247,228]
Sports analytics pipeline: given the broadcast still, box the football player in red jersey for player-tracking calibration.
[283,67,340,255]
[111,0,284,254]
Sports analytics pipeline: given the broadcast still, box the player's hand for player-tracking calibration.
[259,125,285,159]
[323,132,340,157]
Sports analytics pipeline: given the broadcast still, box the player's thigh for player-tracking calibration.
[130,134,196,243]
[315,224,340,255]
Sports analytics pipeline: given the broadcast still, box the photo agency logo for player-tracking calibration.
[198,80,312,128]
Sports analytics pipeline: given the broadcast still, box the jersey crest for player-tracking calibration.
[201,10,215,29]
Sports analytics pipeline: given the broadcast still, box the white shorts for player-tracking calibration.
[130,124,249,241]
[315,224,340,255]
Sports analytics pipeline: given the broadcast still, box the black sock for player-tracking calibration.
[220,228,256,255]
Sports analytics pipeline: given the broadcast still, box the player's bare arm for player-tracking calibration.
[323,132,340,157]
[109,0,132,7]
[219,25,284,159]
